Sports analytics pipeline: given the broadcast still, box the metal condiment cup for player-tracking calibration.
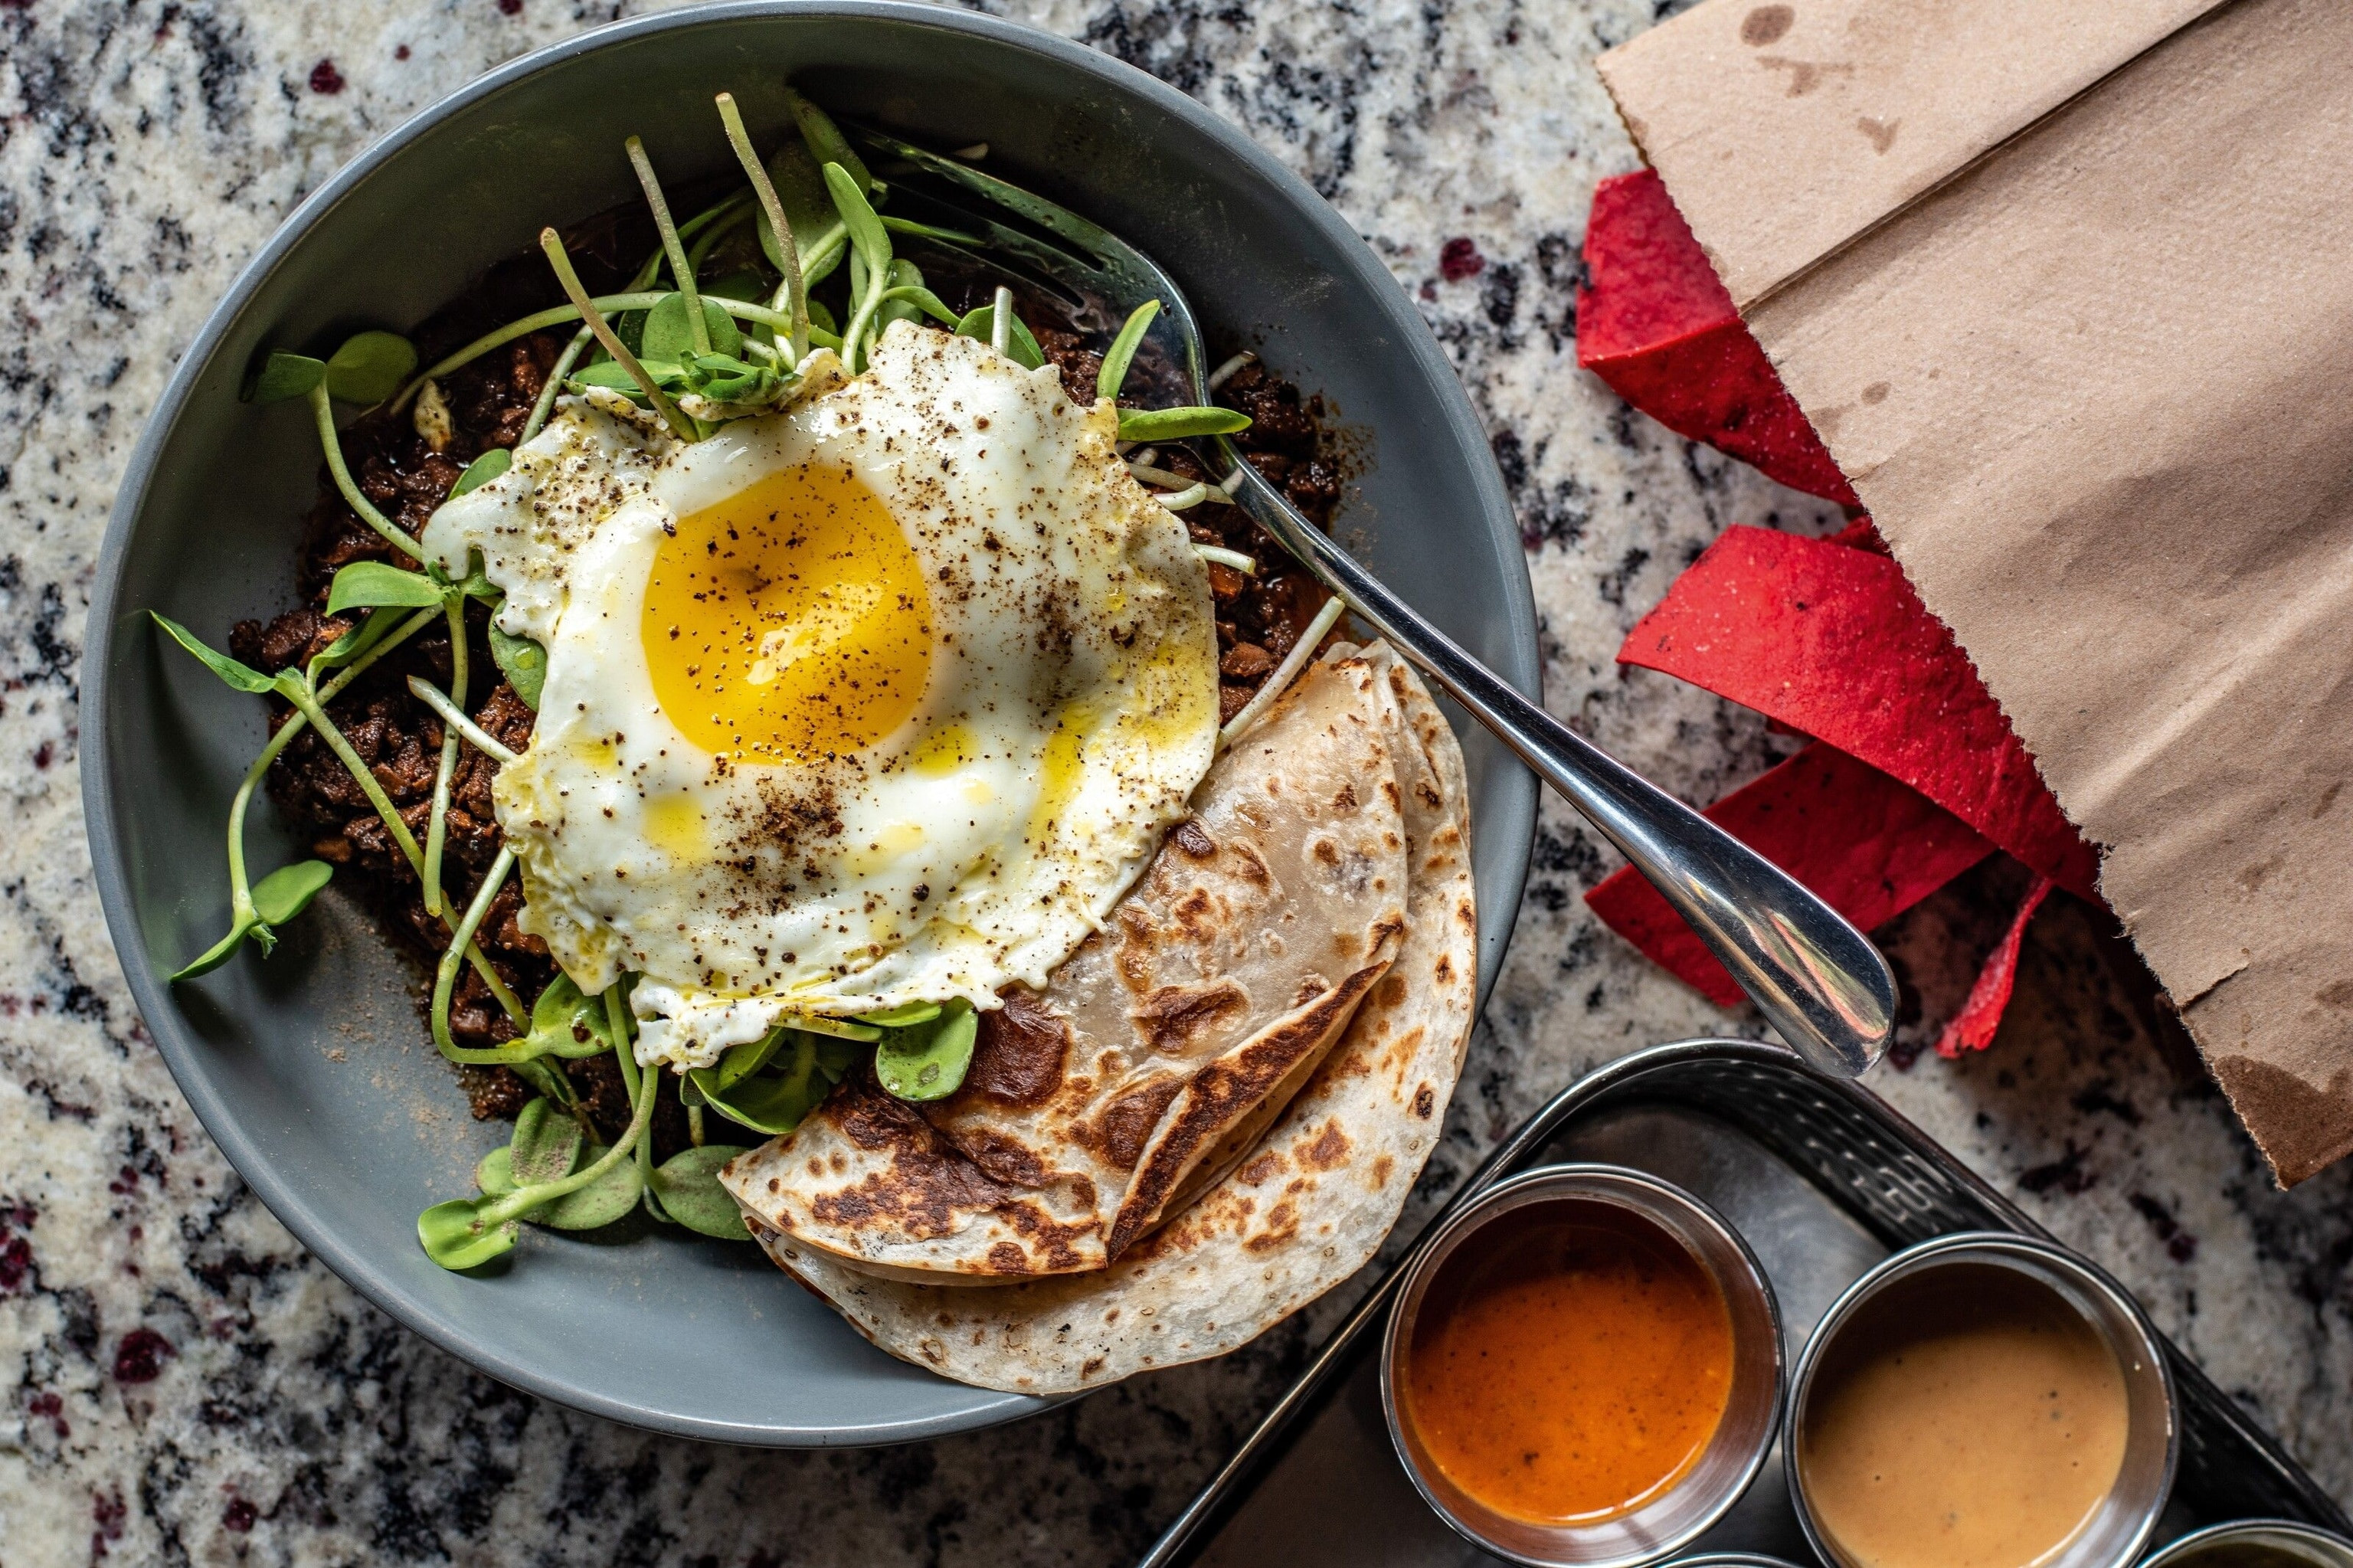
[2139,1521,2353,1568]
[1786,1232,2179,1568]
[1381,1164,1784,1568]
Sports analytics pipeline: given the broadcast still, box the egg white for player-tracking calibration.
[422,325,1219,1068]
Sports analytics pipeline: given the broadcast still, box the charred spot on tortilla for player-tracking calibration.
[1087,1076,1186,1170]
[960,989,1070,1107]
[1132,980,1250,1053]
[1298,1119,1351,1171]
[1172,818,1218,857]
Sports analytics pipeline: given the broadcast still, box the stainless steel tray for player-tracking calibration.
[1140,1039,2351,1568]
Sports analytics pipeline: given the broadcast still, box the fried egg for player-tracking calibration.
[421,323,1219,1068]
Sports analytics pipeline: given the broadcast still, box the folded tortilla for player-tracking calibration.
[722,648,1415,1278]
[728,643,1478,1392]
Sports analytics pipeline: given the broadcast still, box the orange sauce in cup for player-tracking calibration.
[1402,1199,1735,1524]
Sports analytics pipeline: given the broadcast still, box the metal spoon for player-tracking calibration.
[851,127,1896,1076]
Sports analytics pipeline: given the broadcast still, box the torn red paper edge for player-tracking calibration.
[1586,744,1995,1007]
[1937,876,2057,1057]
[1576,169,1859,506]
[1619,525,2101,899]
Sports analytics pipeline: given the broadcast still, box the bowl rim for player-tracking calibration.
[79,0,1540,1445]
[1379,1163,1786,1568]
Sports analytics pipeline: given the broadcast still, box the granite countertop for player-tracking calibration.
[2,0,2348,1562]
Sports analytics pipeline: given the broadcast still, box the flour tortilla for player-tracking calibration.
[721,651,1413,1278]
[738,643,1478,1393]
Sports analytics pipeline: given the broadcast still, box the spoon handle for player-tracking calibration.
[1220,450,1896,1077]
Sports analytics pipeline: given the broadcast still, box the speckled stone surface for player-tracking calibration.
[2,1,2349,1563]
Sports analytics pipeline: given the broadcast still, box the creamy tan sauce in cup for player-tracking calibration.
[1798,1264,2129,1568]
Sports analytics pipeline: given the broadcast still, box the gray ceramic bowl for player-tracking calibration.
[81,2,1538,1445]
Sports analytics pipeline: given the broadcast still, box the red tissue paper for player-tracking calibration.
[1617,525,2100,900]
[1936,876,2057,1058]
[1577,169,1858,506]
[1585,745,1995,1008]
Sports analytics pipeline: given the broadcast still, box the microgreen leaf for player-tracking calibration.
[313,606,394,672]
[787,1013,881,1043]
[326,561,444,615]
[1117,405,1252,441]
[250,859,332,925]
[784,87,873,195]
[875,285,961,329]
[149,612,280,694]
[694,1031,840,1136]
[246,351,326,404]
[955,304,1045,370]
[325,331,419,404]
[702,271,767,304]
[510,1057,577,1108]
[489,624,546,709]
[875,260,930,331]
[877,214,981,246]
[533,1147,644,1230]
[171,918,259,981]
[707,1027,786,1096]
[509,1096,584,1187]
[449,448,511,499]
[475,1144,517,1196]
[860,1001,941,1028]
[518,975,617,1059]
[875,1000,977,1102]
[650,1146,755,1240]
[641,292,743,361]
[1098,300,1161,402]
[417,1198,519,1269]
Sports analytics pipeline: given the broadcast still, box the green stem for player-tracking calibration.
[224,711,308,931]
[716,91,809,364]
[406,675,519,764]
[627,136,710,355]
[540,231,692,441]
[421,593,466,918]
[430,846,515,1062]
[309,384,421,561]
[477,1028,658,1226]
[283,676,523,1021]
[842,257,889,377]
[315,604,440,699]
[399,294,804,408]
[519,327,591,446]
[607,987,664,1216]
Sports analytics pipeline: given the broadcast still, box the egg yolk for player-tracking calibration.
[642,463,932,762]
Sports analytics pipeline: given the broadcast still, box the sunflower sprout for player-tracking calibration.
[407,676,522,766]
[625,135,710,355]
[1192,543,1256,573]
[1219,595,1347,748]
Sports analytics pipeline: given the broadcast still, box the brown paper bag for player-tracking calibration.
[1600,0,2353,1181]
